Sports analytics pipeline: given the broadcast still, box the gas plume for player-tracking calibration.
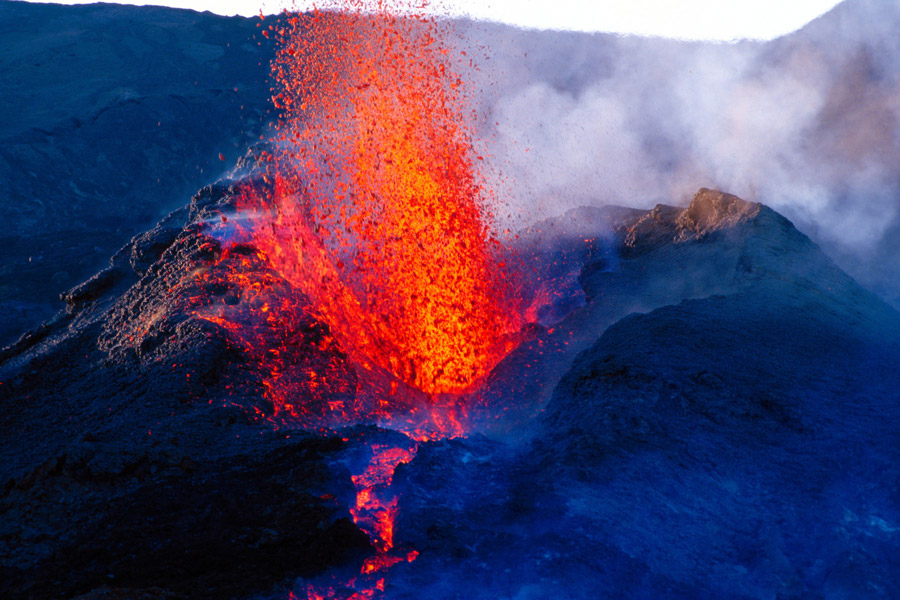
[455,0,900,302]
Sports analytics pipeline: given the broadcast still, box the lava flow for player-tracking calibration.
[302,438,421,599]
[193,1,524,596]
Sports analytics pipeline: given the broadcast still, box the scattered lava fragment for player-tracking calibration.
[262,0,521,400]
[197,1,525,597]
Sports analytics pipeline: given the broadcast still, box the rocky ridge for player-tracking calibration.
[4,179,899,598]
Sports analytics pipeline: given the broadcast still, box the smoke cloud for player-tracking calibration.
[452,0,900,304]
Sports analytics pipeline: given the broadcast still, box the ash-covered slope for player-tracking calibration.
[4,178,898,598]
[0,1,273,346]
[389,190,900,599]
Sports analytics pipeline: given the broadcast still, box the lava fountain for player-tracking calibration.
[259,1,522,406]
[194,2,527,597]
[194,0,528,434]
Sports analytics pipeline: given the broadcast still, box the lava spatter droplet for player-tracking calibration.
[261,0,522,403]
[194,2,526,597]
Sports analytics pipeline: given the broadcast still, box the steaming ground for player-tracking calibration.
[454,0,900,307]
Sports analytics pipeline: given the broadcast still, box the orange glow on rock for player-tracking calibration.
[193,4,530,597]
[261,1,521,399]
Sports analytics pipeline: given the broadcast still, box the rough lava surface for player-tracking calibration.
[3,2,900,598]
[3,169,899,598]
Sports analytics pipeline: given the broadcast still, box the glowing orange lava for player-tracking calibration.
[259,1,521,400]
[301,439,420,600]
[195,4,526,597]
[350,444,414,551]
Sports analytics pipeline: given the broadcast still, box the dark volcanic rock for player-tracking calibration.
[544,188,900,451]
[530,196,900,598]
[389,436,734,600]
[0,2,274,346]
[528,286,900,596]
[0,167,369,599]
[5,436,370,600]
[382,189,900,599]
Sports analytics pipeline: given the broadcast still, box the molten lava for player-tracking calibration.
[193,2,527,597]
[259,1,520,401]
[350,444,413,551]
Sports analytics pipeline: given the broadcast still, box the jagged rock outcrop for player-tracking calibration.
[3,177,899,598]
[0,160,373,599]
[622,188,761,254]
[531,191,900,598]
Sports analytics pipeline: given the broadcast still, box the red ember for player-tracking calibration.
[195,2,528,597]
[261,4,521,400]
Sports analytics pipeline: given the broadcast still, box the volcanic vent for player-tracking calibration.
[5,1,900,598]
[167,4,533,597]
[189,3,530,442]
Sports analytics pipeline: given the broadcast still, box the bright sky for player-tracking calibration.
[20,0,844,40]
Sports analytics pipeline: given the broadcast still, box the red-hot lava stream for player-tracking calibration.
[301,440,422,599]
[198,1,526,597]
